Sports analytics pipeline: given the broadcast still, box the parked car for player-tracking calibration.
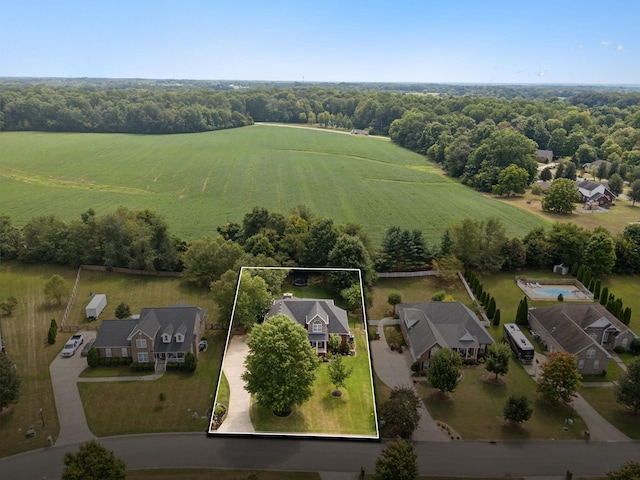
[61,333,84,357]
[81,338,96,357]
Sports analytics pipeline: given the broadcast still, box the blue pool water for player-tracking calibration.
[534,287,574,297]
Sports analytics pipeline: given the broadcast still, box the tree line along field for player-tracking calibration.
[0,126,549,245]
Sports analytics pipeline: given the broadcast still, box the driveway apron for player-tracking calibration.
[217,335,255,433]
[49,331,96,446]
[370,318,449,442]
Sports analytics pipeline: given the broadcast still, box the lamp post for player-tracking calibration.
[39,408,45,427]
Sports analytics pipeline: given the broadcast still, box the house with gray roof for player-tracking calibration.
[94,304,206,370]
[265,297,351,355]
[398,301,494,369]
[528,303,637,375]
[536,149,554,163]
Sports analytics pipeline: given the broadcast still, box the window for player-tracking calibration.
[622,338,628,348]
[137,352,149,363]
[162,334,170,344]
[586,348,596,359]
[105,348,112,358]
[312,322,323,333]
[593,359,600,370]
[175,334,184,343]
[121,348,128,357]
[589,332,598,340]
[578,360,584,370]
[136,338,147,349]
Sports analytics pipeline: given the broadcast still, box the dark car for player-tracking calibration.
[81,338,96,357]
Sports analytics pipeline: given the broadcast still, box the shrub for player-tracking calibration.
[614,346,625,354]
[630,338,640,355]
[558,293,564,302]
[432,290,447,301]
[492,309,501,327]
[87,347,99,368]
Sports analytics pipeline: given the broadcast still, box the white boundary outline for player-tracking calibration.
[209,266,379,440]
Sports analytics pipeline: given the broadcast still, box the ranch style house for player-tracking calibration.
[93,304,206,370]
[398,301,494,370]
[265,296,351,355]
[528,303,638,375]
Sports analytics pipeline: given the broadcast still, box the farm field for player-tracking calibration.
[0,126,549,244]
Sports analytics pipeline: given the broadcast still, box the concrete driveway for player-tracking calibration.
[49,331,97,446]
[216,335,254,433]
[369,318,449,442]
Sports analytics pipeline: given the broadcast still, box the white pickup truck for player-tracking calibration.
[61,333,84,357]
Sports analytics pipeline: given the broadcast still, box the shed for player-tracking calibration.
[553,263,569,275]
[86,294,107,320]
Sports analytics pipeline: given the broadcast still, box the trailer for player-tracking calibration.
[85,294,107,320]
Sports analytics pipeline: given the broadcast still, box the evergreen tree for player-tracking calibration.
[487,297,496,319]
[600,287,609,306]
[570,263,579,276]
[593,280,601,300]
[623,307,632,326]
[492,309,501,326]
[583,269,593,289]
[480,291,488,306]
[588,278,595,292]
[576,265,585,283]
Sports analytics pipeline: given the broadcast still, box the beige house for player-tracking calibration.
[528,303,637,375]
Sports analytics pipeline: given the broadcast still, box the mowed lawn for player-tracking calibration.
[0,127,548,244]
[419,359,585,440]
[249,326,377,437]
[78,329,225,436]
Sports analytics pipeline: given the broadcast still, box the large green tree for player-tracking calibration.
[486,343,511,381]
[182,236,245,287]
[379,386,422,439]
[503,394,533,426]
[615,357,640,414]
[427,347,462,396]
[374,438,418,480]
[541,178,580,214]
[43,274,69,305]
[607,461,640,480]
[583,228,616,276]
[62,440,126,480]
[492,164,530,197]
[629,179,640,206]
[242,314,319,415]
[450,217,506,271]
[547,222,590,266]
[537,351,582,403]
[0,353,20,410]
[232,272,273,330]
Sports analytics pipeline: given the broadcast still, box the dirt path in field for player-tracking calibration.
[254,122,389,140]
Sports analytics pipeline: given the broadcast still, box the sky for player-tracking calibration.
[2,0,639,85]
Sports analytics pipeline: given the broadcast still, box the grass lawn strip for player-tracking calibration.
[419,360,585,440]
[579,386,640,439]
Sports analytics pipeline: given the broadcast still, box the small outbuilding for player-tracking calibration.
[86,294,107,320]
[553,263,569,275]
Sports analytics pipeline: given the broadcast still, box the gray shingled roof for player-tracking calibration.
[529,303,632,355]
[398,302,494,360]
[266,298,349,335]
[94,319,137,348]
[96,304,204,355]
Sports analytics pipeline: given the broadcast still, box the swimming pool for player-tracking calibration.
[533,287,574,297]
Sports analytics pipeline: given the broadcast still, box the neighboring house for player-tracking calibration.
[265,297,351,355]
[94,304,206,368]
[582,159,610,175]
[528,303,637,375]
[398,301,494,369]
[350,129,370,136]
[536,149,554,163]
[576,179,616,207]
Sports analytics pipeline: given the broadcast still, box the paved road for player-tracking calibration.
[49,332,97,447]
[216,335,254,433]
[370,318,448,442]
[1,434,639,479]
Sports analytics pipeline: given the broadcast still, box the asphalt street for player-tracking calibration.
[1,434,639,479]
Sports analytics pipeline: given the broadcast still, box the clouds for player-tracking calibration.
[602,40,624,51]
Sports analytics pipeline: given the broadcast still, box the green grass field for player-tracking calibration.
[0,126,549,244]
